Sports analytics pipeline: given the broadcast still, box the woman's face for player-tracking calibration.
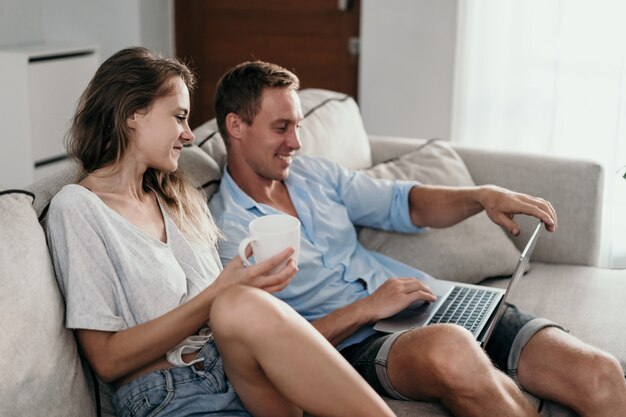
[128,77,195,172]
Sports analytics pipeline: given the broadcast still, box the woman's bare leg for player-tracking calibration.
[210,285,396,417]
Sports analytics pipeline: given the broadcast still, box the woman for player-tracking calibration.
[46,47,395,417]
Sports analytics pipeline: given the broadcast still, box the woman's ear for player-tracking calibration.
[225,113,244,141]
[127,112,138,129]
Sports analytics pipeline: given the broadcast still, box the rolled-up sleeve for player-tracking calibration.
[320,158,423,233]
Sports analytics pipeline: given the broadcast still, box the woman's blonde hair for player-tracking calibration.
[68,47,221,246]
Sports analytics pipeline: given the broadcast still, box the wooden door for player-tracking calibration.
[174,0,360,128]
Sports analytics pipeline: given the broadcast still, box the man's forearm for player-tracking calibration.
[408,185,485,228]
[409,184,557,235]
[311,298,374,347]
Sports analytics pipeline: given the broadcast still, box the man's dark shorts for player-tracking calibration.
[340,304,566,400]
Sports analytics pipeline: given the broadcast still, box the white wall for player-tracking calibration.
[140,0,174,58]
[359,0,458,139]
[0,0,44,47]
[0,0,173,61]
[42,0,141,61]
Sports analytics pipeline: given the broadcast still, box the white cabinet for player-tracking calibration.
[0,44,99,189]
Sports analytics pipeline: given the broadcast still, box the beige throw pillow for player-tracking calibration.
[296,88,372,169]
[0,190,95,417]
[359,139,526,284]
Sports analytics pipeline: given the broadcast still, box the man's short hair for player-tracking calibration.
[215,61,300,143]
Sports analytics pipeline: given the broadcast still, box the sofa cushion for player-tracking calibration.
[381,390,543,417]
[193,119,228,200]
[358,139,527,284]
[0,190,95,417]
[296,88,372,169]
[26,162,80,218]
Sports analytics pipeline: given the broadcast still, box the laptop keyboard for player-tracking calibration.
[428,286,498,334]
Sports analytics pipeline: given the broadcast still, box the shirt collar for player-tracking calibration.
[222,160,311,217]
[222,166,259,209]
[222,166,274,215]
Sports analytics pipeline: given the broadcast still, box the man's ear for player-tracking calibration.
[225,113,245,141]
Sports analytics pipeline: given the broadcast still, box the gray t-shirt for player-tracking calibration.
[47,184,221,366]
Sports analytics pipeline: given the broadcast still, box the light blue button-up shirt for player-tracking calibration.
[210,156,428,350]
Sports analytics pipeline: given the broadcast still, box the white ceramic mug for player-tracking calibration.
[238,214,301,272]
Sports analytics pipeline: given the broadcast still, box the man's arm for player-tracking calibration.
[311,278,436,346]
[408,184,558,236]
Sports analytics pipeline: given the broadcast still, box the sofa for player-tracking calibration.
[1,88,624,417]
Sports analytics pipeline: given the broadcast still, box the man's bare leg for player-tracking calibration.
[386,324,539,417]
[518,327,626,417]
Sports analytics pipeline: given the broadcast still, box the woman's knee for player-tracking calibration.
[210,285,289,339]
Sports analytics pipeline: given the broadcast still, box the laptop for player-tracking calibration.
[373,220,544,347]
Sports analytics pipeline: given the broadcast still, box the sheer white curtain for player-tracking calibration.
[453,0,626,268]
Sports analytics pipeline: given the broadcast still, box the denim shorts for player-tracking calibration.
[340,303,566,400]
[113,338,250,417]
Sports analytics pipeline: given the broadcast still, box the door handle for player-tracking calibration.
[338,0,353,11]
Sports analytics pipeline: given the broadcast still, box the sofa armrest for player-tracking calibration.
[368,135,604,266]
[455,146,603,266]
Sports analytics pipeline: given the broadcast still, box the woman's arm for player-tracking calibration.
[78,247,297,383]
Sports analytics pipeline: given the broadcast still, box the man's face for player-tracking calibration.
[237,87,303,182]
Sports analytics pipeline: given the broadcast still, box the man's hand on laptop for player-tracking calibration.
[358,278,437,322]
[477,185,557,236]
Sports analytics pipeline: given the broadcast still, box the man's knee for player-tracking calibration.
[578,349,625,406]
[402,324,494,391]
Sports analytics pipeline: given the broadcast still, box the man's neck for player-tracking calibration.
[226,160,298,217]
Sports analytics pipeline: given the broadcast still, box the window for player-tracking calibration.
[453,0,626,267]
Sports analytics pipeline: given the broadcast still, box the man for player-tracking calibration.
[209,61,626,417]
